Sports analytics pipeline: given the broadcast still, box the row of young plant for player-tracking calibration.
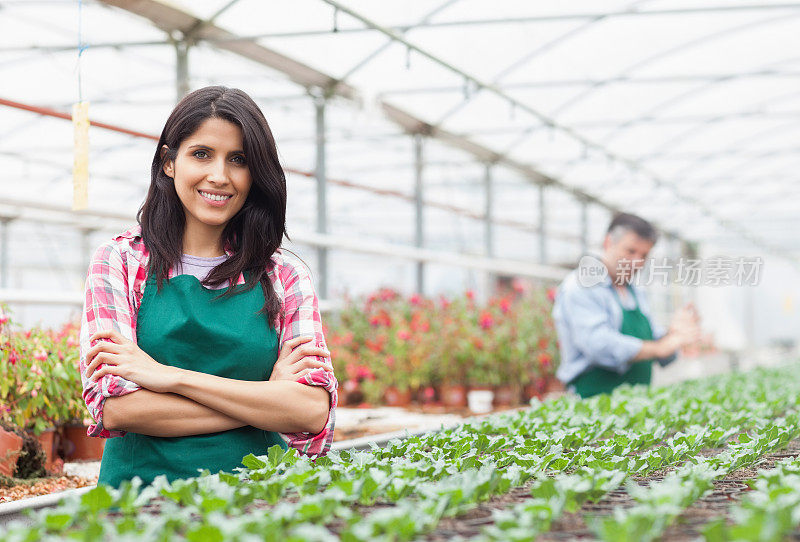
[328,286,559,405]
[3,364,799,541]
[703,452,800,541]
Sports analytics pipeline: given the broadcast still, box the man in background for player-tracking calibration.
[553,213,701,398]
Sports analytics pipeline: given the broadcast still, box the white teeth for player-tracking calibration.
[199,191,232,202]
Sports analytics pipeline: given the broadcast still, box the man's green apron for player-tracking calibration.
[571,285,654,399]
[98,272,287,488]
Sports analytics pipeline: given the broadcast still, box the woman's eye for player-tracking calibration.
[232,155,247,165]
[193,150,209,159]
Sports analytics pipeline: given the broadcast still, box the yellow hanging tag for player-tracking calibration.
[72,101,90,211]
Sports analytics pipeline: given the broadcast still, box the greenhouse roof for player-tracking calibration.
[2,0,799,266]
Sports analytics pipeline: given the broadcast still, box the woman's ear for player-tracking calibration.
[161,144,174,178]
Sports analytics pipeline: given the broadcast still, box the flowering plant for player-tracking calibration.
[327,285,559,404]
[0,304,88,433]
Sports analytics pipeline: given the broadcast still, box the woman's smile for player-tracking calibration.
[198,189,234,206]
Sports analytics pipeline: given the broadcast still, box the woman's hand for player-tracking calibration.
[84,329,178,393]
[269,336,332,382]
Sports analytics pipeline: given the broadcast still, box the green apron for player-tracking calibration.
[98,272,287,488]
[571,285,654,399]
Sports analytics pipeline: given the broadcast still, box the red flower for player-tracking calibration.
[8,349,19,366]
[466,290,476,301]
[356,365,374,380]
[546,287,557,303]
[479,311,494,330]
[396,329,411,341]
[409,293,423,306]
[538,352,552,368]
[499,298,511,314]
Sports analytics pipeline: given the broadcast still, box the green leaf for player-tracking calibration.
[241,453,267,470]
[80,485,113,513]
[186,524,224,542]
[43,513,71,531]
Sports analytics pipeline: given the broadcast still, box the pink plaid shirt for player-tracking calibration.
[79,225,337,457]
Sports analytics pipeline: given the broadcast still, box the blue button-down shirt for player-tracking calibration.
[553,269,676,384]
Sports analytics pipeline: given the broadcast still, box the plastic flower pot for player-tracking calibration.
[467,389,494,414]
[545,377,565,394]
[0,426,24,477]
[63,424,105,461]
[439,384,468,408]
[383,386,412,407]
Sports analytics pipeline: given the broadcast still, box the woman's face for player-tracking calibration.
[163,117,252,236]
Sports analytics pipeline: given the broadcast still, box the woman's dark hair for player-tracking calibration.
[137,86,287,326]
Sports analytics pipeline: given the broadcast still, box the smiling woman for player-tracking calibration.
[78,86,338,488]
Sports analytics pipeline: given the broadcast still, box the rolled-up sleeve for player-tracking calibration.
[79,242,142,438]
[562,285,643,374]
[276,259,337,457]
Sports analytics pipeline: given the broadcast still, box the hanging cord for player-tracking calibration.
[77,0,87,102]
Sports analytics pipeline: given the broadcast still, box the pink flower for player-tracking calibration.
[386,355,395,368]
[409,293,423,306]
[356,365,374,380]
[547,287,557,303]
[499,298,511,314]
[396,329,411,341]
[344,379,359,392]
[538,352,552,368]
[479,311,494,330]
[466,290,475,301]
[34,350,47,362]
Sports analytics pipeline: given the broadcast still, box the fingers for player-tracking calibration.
[85,352,119,379]
[295,367,325,379]
[90,365,117,382]
[85,341,122,369]
[90,328,126,346]
[279,336,313,361]
[291,358,334,373]
[288,345,330,365]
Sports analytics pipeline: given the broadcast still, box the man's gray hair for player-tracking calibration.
[606,213,658,243]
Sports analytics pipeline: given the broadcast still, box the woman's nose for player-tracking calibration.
[207,159,228,183]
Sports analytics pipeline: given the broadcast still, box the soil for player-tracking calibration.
[423,438,800,541]
[0,474,96,504]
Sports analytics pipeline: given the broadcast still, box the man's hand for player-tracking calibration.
[269,336,332,382]
[634,304,703,361]
[85,329,179,393]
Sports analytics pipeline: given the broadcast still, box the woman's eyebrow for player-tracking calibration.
[186,144,244,154]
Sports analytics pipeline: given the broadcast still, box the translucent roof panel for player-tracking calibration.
[1,0,799,272]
